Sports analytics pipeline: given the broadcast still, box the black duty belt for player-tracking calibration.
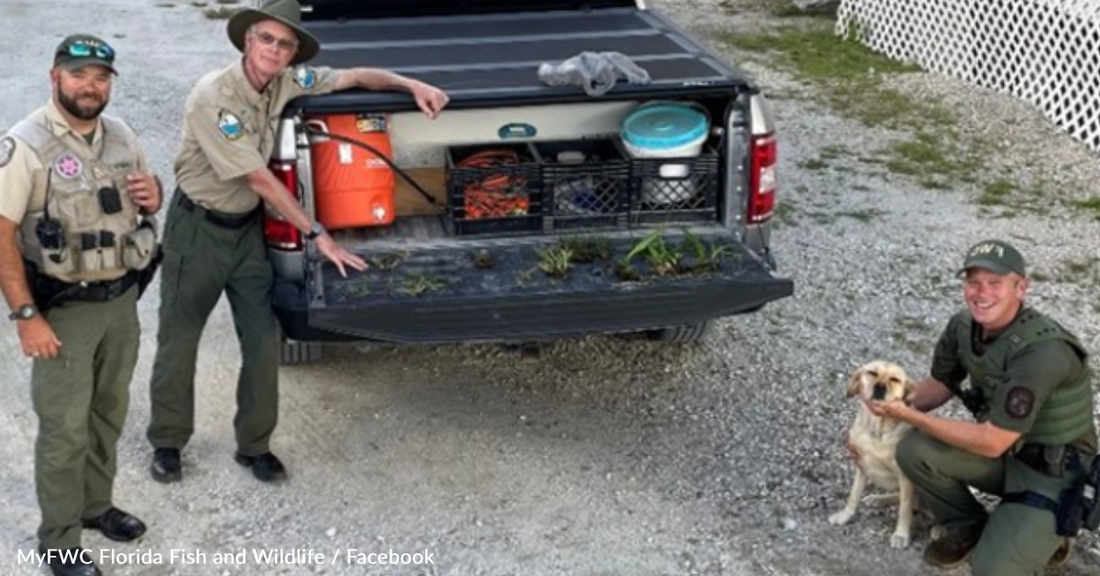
[1015,443,1081,477]
[38,270,139,307]
[1002,491,1059,514]
[177,191,260,229]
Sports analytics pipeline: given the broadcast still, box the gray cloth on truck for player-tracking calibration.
[538,51,651,96]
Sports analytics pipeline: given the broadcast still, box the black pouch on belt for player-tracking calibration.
[1083,456,1100,531]
[1057,478,1086,536]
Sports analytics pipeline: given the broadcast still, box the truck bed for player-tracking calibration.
[296,7,749,112]
[268,2,792,348]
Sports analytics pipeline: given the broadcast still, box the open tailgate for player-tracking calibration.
[303,229,793,343]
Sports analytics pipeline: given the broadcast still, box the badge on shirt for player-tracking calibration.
[54,153,83,179]
[1005,386,1034,419]
[294,67,317,89]
[218,109,244,140]
[0,137,14,168]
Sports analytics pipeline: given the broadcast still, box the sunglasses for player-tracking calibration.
[59,41,116,63]
[252,31,299,52]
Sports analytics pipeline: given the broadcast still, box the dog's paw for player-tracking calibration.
[828,510,854,526]
[889,532,910,549]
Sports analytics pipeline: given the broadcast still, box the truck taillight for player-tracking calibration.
[264,160,303,250]
[747,132,777,224]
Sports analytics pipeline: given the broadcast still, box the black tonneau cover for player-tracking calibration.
[293,5,748,112]
[302,0,639,20]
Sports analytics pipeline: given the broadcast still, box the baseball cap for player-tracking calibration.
[54,34,117,75]
[959,240,1026,277]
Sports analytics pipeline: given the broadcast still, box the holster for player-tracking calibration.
[23,260,51,312]
[1057,477,1087,536]
[1053,451,1100,535]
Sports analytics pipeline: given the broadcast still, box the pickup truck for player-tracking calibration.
[265,0,794,363]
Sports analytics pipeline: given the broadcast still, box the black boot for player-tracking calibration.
[150,448,181,483]
[82,507,147,541]
[234,452,287,482]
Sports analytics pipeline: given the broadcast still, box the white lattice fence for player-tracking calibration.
[837,0,1100,153]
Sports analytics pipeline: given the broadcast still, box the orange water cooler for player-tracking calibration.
[308,114,396,229]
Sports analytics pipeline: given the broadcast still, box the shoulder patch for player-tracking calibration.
[218,109,244,140]
[0,136,15,168]
[294,67,317,89]
[1005,386,1035,419]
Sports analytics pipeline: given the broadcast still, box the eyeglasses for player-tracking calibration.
[252,31,299,52]
[59,41,115,63]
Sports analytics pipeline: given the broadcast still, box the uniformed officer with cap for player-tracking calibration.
[145,0,448,484]
[0,34,162,576]
[865,240,1098,576]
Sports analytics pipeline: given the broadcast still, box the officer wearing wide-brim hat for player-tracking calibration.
[226,0,320,65]
[0,33,162,576]
[146,0,449,484]
[863,239,1097,575]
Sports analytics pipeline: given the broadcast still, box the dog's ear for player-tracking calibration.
[846,367,864,398]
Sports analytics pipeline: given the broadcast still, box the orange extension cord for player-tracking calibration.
[457,149,531,219]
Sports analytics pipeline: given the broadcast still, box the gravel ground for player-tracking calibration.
[1,1,1099,575]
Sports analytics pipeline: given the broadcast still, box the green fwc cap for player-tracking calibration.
[959,239,1026,277]
[54,34,117,74]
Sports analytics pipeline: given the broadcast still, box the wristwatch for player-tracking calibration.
[8,303,37,321]
[306,221,325,241]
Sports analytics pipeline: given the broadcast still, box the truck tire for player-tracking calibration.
[279,334,322,365]
[644,321,714,344]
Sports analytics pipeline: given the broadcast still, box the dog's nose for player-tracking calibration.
[872,383,887,400]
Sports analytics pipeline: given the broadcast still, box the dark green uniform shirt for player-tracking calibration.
[931,310,1098,454]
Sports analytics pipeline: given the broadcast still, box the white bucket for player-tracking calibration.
[620,103,709,205]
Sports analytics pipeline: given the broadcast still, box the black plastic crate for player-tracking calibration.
[446,142,543,236]
[626,148,720,225]
[532,139,631,231]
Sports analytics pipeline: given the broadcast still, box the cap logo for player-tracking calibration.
[218,110,244,140]
[969,243,1004,259]
[54,154,83,179]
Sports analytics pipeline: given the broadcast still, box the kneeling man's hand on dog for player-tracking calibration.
[864,399,910,420]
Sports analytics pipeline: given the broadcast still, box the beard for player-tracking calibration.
[56,87,108,121]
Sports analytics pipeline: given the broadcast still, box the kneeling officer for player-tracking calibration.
[0,34,162,576]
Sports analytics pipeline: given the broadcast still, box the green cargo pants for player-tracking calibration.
[33,286,139,550]
[897,432,1084,576]
[146,195,279,457]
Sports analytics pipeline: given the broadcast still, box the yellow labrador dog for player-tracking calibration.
[829,360,917,548]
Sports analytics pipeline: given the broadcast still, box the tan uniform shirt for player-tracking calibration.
[0,100,149,225]
[173,61,338,213]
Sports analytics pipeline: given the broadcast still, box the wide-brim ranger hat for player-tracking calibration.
[227,0,320,66]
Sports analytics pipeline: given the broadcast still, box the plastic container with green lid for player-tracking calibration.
[620,103,709,204]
